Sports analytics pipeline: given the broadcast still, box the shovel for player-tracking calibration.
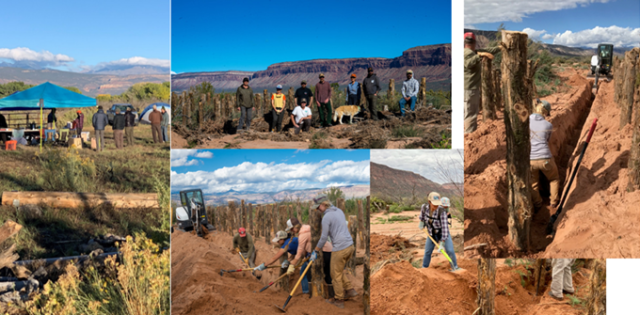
[546,118,598,235]
[274,259,314,312]
[423,229,453,265]
[257,257,309,293]
[220,265,279,276]
[236,248,250,267]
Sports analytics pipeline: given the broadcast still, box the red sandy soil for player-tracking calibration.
[371,258,590,315]
[464,67,639,258]
[171,229,364,315]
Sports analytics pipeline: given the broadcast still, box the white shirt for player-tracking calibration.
[292,106,312,124]
[591,55,600,66]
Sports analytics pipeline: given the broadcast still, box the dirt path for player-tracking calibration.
[464,66,640,258]
[171,229,364,315]
[371,253,590,315]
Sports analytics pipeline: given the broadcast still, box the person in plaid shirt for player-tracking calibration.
[419,192,460,271]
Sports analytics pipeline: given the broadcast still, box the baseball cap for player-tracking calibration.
[538,99,552,114]
[238,227,246,237]
[319,73,325,78]
[351,73,356,78]
[428,192,442,206]
[76,110,82,114]
[301,98,307,104]
[301,80,307,84]
[313,194,329,209]
[243,77,249,82]
[272,230,288,243]
[276,84,283,90]
[464,32,476,43]
[441,197,451,208]
[406,69,413,74]
[367,67,373,71]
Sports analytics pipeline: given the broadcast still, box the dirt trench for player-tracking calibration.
[171,229,365,315]
[464,68,605,258]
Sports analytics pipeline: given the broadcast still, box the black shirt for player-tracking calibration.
[47,112,57,123]
[294,87,313,105]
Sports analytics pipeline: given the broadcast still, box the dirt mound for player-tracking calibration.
[371,259,589,315]
[464,67,601,258]
[370,233,417,265]
[171,230,364,315]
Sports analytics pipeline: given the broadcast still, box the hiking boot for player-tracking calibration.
[345,288,358,299]
[325,298,344,309]
[563,289,575,295]
[548,292,563,301]
[450,266,461,272]
[326,284,335,300]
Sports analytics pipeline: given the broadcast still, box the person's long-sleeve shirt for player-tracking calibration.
[419,204,449,242]
[236,85,255,108]
[315,206,353,252]
[346,82,361,98]
[232,233,255,258]
[402,77,419,98]
[315,81,332,104]
[295,224,333,262]
[464,46,501,90]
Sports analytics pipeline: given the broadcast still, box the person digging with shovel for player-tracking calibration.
[254,230,299,273]
[233,227,256,268]
[311,195,358,309]
[530,99,561,211]
[287,217,334,298]
[419,192,460,272]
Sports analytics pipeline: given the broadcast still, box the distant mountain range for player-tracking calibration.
[467,29,629,57]
[371,162,460,202]
[171,44,451,92]
[170,185,370,206]
[87,64,169,76]
[0,67,169,96]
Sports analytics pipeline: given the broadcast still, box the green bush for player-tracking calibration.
[392,125,423,138]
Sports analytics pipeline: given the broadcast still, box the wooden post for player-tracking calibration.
[501,30,533,251]
[199,93,205,128]
[288,204,293,220]
[388,79,395,102]
[255,94,261,118]
[214,94,221,121]
[526,59,540,106]
[419,77,427,108]
[336,198,345,213]
[265,204,272,244]
[476,258,496,315]
[239,200,246,229]
[586,259,606,315]
[493,69,503,111]
[248,203,254,236]
[295,203,301,221]
[347,215,358,275]
[620,49,640,129]
[363,196,370,315]
[309,207,325,298]
[228,202,237,236]
[532,259,548,296]
[182,91,188,127]
[278,206,287,232]
[614,56,623,106]
[482,57,496,121]
[357,199,365,249]
[288,87,294,110]
[627,84,640,191]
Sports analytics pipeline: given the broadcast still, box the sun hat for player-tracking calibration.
[272,230,288,243]
[428,192,442,206]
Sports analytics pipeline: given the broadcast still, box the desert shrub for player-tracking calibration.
[38,149,97,192]
[392,125,423,138]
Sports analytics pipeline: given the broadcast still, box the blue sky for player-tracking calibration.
[465,0,640,48]
[171,0,452,73]
[171,149,370,193]
[0,0,170,71]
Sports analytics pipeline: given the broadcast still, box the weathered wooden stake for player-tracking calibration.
[357,199,365,249]
[199,93,205,128]
[363,196,370,315]
[586,259,606,315]
[501,30,533,251]
[248,203,254,236]
[309,207,325,298]
[388,79,395,102]
[347,215,358,275]
[620,49,640,129]
[482,57,497,121]
[477,258,496,315]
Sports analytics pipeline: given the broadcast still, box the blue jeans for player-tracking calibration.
[300,260,311,294]
[161,126,168,142]
[422,234,458,269]
[399,96,417,116]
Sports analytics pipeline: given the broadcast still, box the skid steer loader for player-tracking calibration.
[175,189,215,237]
[587,44,614,94]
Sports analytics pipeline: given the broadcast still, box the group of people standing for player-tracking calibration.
[235,195,357,309]
[234,66,422,133]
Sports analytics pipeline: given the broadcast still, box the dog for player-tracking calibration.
[332,105,361,124]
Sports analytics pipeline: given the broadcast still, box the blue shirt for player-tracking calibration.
[282,237,298,255]
[347,81,359,96]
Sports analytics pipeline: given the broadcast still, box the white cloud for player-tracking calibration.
[171,150,213,167]
[371,149,463,185]
[465,0,610,25]
[522,28,549,41]
[552,25,640,48]
[0,47,74,68]
[89,56,170,72]
[171,160,370,194]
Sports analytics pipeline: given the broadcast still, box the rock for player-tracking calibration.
[80,242,104,253]
[18,204,42,220]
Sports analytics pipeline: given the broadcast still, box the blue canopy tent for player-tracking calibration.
[139,102,170,124]
[0,82,96,150]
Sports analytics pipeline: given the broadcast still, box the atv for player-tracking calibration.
[175,189,215,237]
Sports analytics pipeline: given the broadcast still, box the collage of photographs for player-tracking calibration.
[0,0,638,314]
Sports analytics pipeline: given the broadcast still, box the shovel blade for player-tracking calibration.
[219,270,225,276]
[274,304,287,313]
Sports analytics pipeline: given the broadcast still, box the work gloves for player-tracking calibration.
[254,263,266,271]
[419,221,424,230]
[310,251,318,262]
[439,242,445,252]
[287,264,295,275]
[281,259,290,269]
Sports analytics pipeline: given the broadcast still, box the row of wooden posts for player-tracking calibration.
[206,197,371,314]
[170,77,432,129]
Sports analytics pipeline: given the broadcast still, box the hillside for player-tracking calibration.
[371,162,456,202]
[171,44,451,92]
[466,29,629,57]
[0,67,169,96]
[170,184,370,206]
